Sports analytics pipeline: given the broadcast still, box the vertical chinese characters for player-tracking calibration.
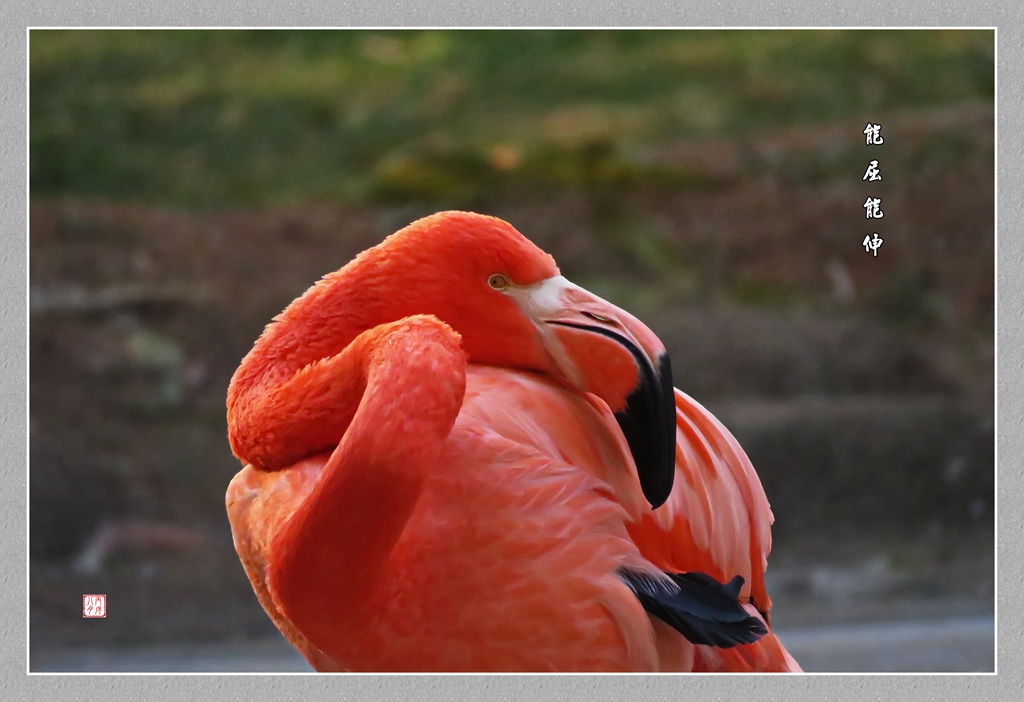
[862,123,884,257]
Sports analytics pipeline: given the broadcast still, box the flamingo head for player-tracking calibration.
[368,211,677,508]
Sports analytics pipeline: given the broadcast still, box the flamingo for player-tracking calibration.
[225,211,801,672]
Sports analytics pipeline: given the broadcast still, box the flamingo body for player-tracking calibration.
[225,212,800,672]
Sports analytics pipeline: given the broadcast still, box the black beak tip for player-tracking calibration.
[549,320,677,511]
[646,353,677,508]
[615,351,677,510]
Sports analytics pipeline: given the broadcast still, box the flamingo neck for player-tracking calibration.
[226,254,399,467]
[265,316,466,649]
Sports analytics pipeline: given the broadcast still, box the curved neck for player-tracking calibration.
[230,256,384,402]
[227,254,397,468]
[265,316,466,653]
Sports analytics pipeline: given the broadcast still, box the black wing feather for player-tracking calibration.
[619,569,767,648]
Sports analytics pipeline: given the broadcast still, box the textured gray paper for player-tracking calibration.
[7,2,1019,700]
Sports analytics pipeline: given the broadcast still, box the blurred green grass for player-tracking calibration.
[30,29,994,207]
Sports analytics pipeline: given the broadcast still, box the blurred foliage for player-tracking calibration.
[870,266,952,331]
[30,29,994,207]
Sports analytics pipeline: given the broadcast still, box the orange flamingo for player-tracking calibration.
[225,211,800,672]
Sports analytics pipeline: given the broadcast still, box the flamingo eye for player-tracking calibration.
[488,273,510,290]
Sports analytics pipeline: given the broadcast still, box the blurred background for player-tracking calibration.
[28,29,994,672]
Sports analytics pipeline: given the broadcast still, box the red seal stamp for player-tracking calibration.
[83,594,106,618]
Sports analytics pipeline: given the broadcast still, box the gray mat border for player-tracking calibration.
[6,4,1016,700]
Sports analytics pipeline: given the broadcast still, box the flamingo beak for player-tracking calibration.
[509,276,677,509]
